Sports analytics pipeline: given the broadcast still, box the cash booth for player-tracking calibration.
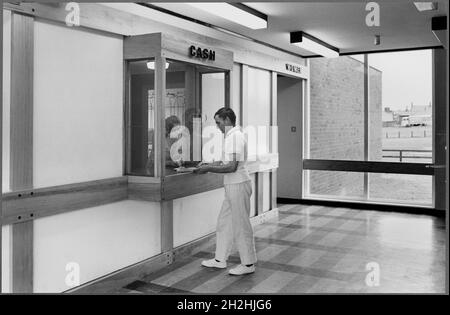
[1,3,308,293]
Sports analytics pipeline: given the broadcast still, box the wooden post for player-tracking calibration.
[160,200,174,252]
[10,12,34,293]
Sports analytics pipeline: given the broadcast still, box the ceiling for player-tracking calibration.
[148,1,447,57]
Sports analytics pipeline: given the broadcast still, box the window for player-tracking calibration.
[127,59,155,176]
[304,50,433,207]
[127,58,228,177]
[163,60,226,176]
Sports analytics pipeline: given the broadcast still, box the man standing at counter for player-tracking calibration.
[193,107,257,275]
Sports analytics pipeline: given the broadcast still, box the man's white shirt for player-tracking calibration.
[222,126,251,185]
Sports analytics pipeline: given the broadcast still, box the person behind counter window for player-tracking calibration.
[193,107,257,275]
[146,115,182,176]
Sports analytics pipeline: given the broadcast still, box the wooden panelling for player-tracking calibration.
[2,177,128,225]
[161,33,234,71]
[127,182,161,202]
[303,160,434,176]
[10,13,33,191]
[160,200,173,252]
[155,55,165,177]
[123,33,161,60]
[3,2,308,76]
[9,12,34,294]
[162,173,224,200]
[12,221,33,293]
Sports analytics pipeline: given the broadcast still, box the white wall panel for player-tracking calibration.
[33,200,161,293]
[247,67,271,155]
[173,188,224,247]
[262,171,270,212]
[1,225,12,293]
[33,21,123,188]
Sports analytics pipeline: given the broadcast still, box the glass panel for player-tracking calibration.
[128,60,155,176]
[368,173,432,206]
[306,170,365,199]
[164,59,226,175]
[368,50,433,163]
[308,56,365,160]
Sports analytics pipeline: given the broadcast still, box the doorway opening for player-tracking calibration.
[277,75,304,200]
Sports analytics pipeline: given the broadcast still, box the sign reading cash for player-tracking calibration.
[285,63,302,74]
[189,45,216,61]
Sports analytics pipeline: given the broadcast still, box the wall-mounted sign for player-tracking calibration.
[285,63,302,74]
[189,45,216,61]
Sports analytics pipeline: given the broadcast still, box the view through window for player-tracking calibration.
[305,50,433,206]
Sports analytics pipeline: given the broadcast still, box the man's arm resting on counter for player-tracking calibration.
[194,154,239,174]
[204,161,239,173]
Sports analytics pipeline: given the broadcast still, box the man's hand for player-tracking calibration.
[193,165,210,174]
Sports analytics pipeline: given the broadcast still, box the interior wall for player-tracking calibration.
[33,20,123,188]
[277,75,303,199]
[33,200,161,293]
[2,10,11,193]
[247,67,271,156]
[173,188,224,247]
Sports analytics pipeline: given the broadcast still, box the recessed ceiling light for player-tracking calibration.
[186,3,267,30]
[290,31,339,58]
[414,2,438,12]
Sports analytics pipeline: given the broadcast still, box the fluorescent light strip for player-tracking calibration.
[186,3,267,30]
[146,61,170,70]
[291,32,339,58]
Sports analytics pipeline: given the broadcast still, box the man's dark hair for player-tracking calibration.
[214,107,236,126]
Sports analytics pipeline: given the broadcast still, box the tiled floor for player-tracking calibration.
[80,204,447,294]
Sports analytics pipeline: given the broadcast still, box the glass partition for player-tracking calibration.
[127,58,228,177]
[127,59,155,176]
[163,59,227,176]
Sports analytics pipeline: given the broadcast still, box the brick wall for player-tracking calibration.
[308,56,382,197]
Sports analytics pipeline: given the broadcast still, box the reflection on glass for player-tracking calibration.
[128,60,155,176]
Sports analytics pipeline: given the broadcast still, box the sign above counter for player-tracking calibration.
[189,45,216,61]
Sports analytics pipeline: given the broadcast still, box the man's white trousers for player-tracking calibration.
[215,180,257,265]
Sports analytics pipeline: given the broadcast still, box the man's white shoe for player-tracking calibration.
[229,264,255,275]
[201,259,227,269]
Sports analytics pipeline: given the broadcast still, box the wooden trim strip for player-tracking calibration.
[162,173,224,200]
[160,200,173,252]
[2,177,128,225]
[303,159,434,175]
[12,221,33,293]
[10,12,33,191]
[10,11,34,294]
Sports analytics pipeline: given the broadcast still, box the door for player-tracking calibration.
[277,75,303,199]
